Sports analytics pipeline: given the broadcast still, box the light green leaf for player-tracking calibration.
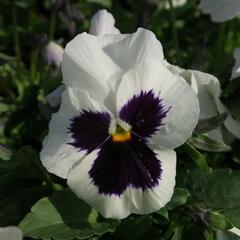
[166,188,190,210]
[19,189,117,240]
[182,142,209,172]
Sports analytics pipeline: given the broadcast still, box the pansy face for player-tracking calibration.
[41,28,199,219]
[68,90,170,196]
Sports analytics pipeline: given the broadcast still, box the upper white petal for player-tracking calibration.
[116,61,199,149]
[89,9,120,35]
[0,227,22,240]
[41,87,112,178]
[100,28,164,71]
[67,148,176,219]
[62,32,121,102]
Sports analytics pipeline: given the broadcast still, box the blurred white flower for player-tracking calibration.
[0,226,22,240]
[166,62,240,141]
[44,41,64,67]
[231,48,240,80]
[41,28,199,219]
[165,0,187,9]
[199,0,240,22]
[89,9,120,35]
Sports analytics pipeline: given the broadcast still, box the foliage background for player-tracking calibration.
[0,0,240,239]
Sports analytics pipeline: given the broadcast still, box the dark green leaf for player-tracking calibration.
[223,208,240,229]
[178,169,240,210]
[114,216,152,240]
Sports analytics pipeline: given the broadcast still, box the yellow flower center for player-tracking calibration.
[112,125,131,142]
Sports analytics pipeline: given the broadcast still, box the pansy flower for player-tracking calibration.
[41,28,199,219]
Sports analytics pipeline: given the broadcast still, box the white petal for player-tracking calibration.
[46,85,66,108]
[189,70,221,119]
[0,227,22,240]
[231,48,240,80]
[215,99,240,139]
[62,32,121,102]
[41,87,112,178]
[199,0,228,14]
[207,128,224,143]
[116,61,199,149]
[101,28,164,71]
[229,227,240,236]
[67,148,176,219]
[89,9,120,35]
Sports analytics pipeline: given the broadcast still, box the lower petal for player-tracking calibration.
[67,148,176,219]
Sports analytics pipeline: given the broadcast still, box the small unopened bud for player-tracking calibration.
[198,209,232,231]
[89,9,120,35]
[44,41,64,67]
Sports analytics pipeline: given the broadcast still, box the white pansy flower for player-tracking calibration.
[89,9,120,35]
[44,41,64,67]
[46,9,120,108]
[166,63,240,141]
[231,48,240,80]
[199,0,240,22]
[0,226,22,240]
[165,0,187,9]
[41,28,200,219]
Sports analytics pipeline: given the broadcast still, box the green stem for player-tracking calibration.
[168,0,181,64]
[49,7,57,40]
[11,0,22,79]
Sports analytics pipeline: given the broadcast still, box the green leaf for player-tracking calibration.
[19,189,117,240]
[189,134,231,152]
[155,208,169,220]
[195,113,228,134]
[178,169,240,210]
[166,188,190,210]
[182,142,209,172]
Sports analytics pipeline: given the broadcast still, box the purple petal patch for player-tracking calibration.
[68,110,111,153]
[119,90,170,139]
[89,135,162,196]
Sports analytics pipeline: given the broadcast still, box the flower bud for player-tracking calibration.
[89,9,120,35]
[44,41,64,67]
[201,211,232,230]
